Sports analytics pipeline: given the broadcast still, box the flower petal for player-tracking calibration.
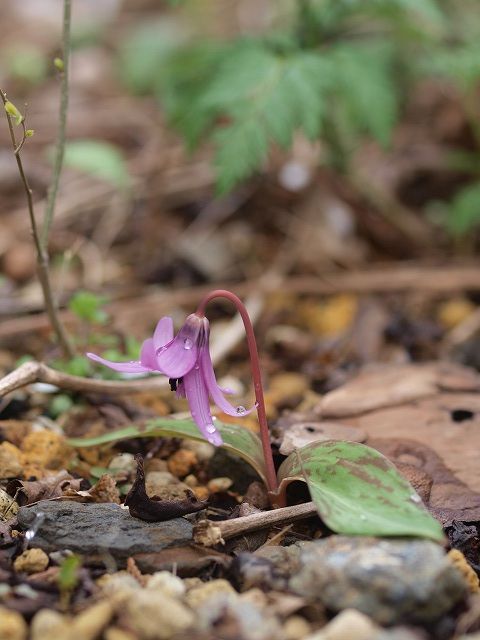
[153,317,174,350]
[176,380,186,399]
[140,338,159,370]
[183,369,223,446]
[155,314,202,378]
[86,352,150,374]
[200,348,256,417]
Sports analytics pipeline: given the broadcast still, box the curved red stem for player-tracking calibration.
[196,289,278,493]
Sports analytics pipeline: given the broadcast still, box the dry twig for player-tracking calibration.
[194,502,318,545]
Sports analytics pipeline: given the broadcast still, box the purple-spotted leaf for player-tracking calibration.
[276,440,444,541]
[67,418,267,485]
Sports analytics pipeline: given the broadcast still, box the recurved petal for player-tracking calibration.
[86,352,150,374]
[140,338,159,370]
[183,368,223,446]
[153,316,174,350]
[200,348,256,417]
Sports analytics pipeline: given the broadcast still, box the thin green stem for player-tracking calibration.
[41,0,72,246]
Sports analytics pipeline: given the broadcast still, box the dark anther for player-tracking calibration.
[450,409,475,423]
[169,378,183,392]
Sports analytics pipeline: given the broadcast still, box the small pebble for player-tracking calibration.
[184,474,198,487]
[104,628,137,640]
[182,440,215,463]
[207,477,233,493]
[0,441,23,477]
[167,449,197,477]
[97,572,142,596]
[284,615,312,640]
[305,609,379,640]
[14,548,49,574]
[145,471,178,495]
[146,571,186,598]
[193,486,209,501]
[144,458,168,473]
[108,453,136,474]
[70,601,113,640]
[0,605,28,640]
[448,549,480,594]
[186,579,237,609]
[30,609,70,640]
[123,590,194,639]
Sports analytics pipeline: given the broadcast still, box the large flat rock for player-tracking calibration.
[17,501,193,558]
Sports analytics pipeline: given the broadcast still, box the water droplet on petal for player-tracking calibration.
[212,416,217,421]
[410,494,422,504]
[184,338,193,350]
[206,424,216,434]
[236,406,246,415]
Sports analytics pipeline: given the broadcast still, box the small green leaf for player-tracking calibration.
[445,182,480,237]
[68,290,108,324]
[277,440,444,541]
[4,100,23,125]
[63,140,129,188]
[67,418,267,485]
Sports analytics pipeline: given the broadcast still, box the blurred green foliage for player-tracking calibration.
[63,140,130,188]
[118,0,480,235]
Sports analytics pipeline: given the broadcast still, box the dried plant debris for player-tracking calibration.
[124,454,206,522]
[6,470,83,506]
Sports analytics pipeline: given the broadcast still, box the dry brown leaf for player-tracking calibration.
[319,362,480,418]
[6,470,82,506]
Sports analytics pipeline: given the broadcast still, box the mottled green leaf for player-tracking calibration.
[277,440,444,541]
[67,418,267,485]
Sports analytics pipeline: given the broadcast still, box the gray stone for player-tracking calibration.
[17,501,193,559]
[236,537,466,627]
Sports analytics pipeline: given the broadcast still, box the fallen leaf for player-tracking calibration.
[319,362,480,418]
[368,438,480,526]
[6,470,82,506]
[278,421,366,455]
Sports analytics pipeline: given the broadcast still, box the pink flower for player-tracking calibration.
[87,314,254,446]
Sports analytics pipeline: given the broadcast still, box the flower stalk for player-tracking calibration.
[196,289,278,493]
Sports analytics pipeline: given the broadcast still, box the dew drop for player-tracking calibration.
[24,511,45,542]
[206,424,216,434]
[183,338,193,350]
[410,494,422,504]
[236,406,246,415]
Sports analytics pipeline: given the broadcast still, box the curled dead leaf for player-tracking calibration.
[125,455,206,522]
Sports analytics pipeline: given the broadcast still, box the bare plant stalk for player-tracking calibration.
[42,0,72,245]
[196,289,278,494]
[0,0,74,358]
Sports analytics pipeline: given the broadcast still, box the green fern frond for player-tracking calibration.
[203,44,332,191]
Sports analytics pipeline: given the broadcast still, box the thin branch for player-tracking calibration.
[42,0,72,245]
[0,91,74,359]
[194,502,318,545]
[0,361,169,398]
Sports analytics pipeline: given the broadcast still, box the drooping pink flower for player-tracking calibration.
[87,314,254,446]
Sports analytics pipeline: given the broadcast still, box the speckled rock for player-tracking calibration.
[236,537,466,626]
[289,537,466,626]
[17,501,193,559]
